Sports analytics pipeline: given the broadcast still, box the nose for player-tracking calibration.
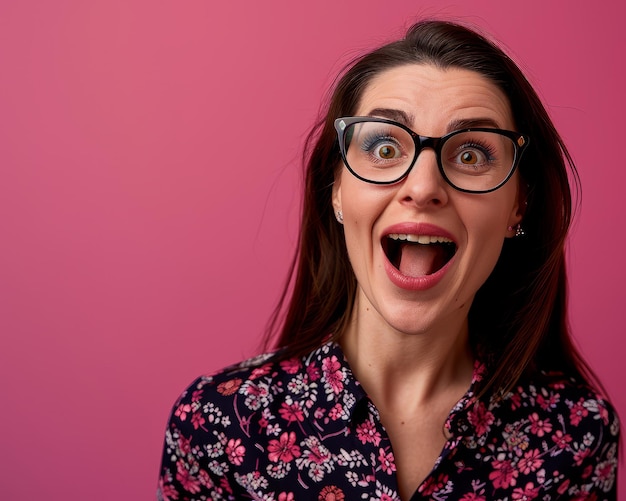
[396,148,449,208]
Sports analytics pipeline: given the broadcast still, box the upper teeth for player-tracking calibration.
[387,234,453,244]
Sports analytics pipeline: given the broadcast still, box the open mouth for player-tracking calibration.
[383,233,457,277]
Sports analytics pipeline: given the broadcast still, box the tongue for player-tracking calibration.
[398,243,446,277]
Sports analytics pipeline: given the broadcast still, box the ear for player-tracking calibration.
[332,172,342,216]
[506,180,527,237]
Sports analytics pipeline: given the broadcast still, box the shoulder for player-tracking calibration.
[158,351,282,499]
[177,350,281,406]
[167,349,285,431]
[503,373,620,439]
[158,342,365,499]
[170,341,345,418]
[163,340,362,455]
[478,373,620,497]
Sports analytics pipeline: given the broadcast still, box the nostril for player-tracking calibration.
[401,192,445,207]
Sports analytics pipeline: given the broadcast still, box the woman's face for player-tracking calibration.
[332,64,523,336]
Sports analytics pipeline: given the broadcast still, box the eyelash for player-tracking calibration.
[457,139,497,160]
[360,132,398,152]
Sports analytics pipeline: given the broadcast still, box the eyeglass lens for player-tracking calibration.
[343,121,517,192]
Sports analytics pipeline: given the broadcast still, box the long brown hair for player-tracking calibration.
[264,20,599,398]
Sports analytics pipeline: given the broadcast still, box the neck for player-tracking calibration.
[338,295,474,409]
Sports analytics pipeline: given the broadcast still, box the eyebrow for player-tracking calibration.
[366,108,415,127]
[364,109,504,133]
[446,117,503,131]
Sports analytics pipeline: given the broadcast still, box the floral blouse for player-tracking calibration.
[157,342,619,500]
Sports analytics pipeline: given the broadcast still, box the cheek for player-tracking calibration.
[461,210,510,293]
[461,195,515,256]
[469,183,519,232]
[472,208,510,242]
[342,205,374,260]
[340,181,393,264]
[340,174,392,222]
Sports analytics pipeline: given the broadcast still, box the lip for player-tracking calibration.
[381,222,457,291]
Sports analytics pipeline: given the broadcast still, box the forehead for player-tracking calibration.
[355,64,514,134]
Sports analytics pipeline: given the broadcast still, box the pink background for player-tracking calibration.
[0,1,624,499]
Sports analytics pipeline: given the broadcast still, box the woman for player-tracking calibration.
[158,20,619,500]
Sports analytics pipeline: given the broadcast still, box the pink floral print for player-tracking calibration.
[267,432,301,463]
[158,342,619,500]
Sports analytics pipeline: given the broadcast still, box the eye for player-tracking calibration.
[445,135,498,172]
[347,122,412,176]
[376,143,400,159]
[360,133,404,162]
[458,148,487,166]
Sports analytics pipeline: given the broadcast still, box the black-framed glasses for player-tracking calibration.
[334,117,530,193]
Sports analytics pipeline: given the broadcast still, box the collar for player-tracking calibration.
[297,341,491,440]
[298,341,370,432]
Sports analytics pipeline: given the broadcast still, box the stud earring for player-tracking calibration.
[335,210,343,224]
